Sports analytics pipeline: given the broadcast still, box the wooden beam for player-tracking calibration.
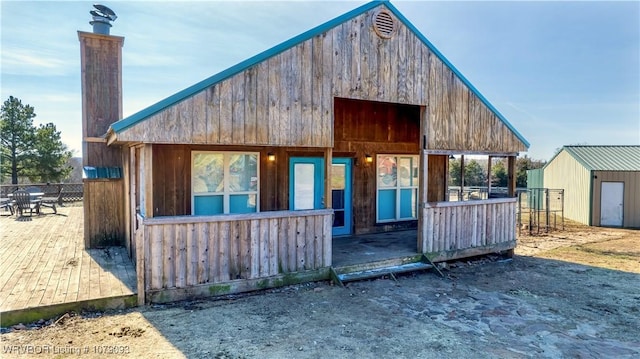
[487,156,493,199]
[418,149,429,253]
[418,106,428,253]
[129,146,138,259]
[508,156,516,197]
[84,136,106,143]
[143,144,154,218]
[460,155,465,200]
[122,147,131,257]
[425,149,518,157]
[324,148,332,209]
[135,217,145,306]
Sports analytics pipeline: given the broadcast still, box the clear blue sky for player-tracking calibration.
[2,0,639,160]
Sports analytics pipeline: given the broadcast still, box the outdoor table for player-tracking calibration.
[8,192,44,200]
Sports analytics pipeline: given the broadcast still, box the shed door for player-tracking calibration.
[600,182,624,227]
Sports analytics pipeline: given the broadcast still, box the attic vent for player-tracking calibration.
[373,10,395,39]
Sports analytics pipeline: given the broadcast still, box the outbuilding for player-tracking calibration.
[542,145,640,228]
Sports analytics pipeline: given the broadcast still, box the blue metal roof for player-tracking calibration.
[111,0,529,148]
[562,145,640,171]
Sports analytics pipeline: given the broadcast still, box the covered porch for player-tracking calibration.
[131,196,516,303]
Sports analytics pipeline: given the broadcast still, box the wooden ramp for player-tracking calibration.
[0,206,137,326]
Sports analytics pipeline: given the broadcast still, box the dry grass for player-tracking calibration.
[516,217,640,273]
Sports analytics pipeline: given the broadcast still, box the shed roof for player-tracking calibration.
[108,0,529,148]
[554,145,640,171]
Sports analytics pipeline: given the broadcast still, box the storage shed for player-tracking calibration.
[81,1,530,303]
[542,145,640,228]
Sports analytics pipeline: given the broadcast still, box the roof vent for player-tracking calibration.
[90,4,117,35]
[373,10,395,39]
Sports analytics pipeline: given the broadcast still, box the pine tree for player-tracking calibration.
[1,96,73,184]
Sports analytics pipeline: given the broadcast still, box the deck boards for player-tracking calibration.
[0,206,136,313]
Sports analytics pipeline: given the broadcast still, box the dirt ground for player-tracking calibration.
[2,221,639,358]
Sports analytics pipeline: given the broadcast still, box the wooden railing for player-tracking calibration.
[136,210,333,292]
[420,198,516,254]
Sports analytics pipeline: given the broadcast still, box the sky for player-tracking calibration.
[1,0,639,161]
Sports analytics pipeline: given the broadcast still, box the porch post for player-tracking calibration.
[487,156,492,199]
[460,155,465,200]
[324,148,332,209]
[122,146,131,254]
[129,146,136,240]
[140,144,153,218]
[508,156,516,197]
[418,149,429,253]
[417,106,429,253]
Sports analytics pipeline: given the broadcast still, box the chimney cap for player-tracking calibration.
[93,4,117,21]
[90,4,117,35]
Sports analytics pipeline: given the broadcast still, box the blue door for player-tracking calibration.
[289,157,325,210]
[331,158,352,236]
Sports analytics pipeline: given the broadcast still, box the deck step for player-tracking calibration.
[336,261,433,283]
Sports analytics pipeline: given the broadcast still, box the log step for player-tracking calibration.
[336,262,433,283]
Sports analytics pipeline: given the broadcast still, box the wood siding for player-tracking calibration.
[152,145,190,216]
[136,210,332,292]
[427,155,448,202]
[543,151,592,225]
[114,7,526,153]
[79,32,124,167]
[591,171,640,228]
[83,180,125,248]
[419,198,517,255]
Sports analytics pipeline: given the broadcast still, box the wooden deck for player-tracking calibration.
[0,205,136,315]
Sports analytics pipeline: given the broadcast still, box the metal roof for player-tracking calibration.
[561,145,640,171]
[109,0,529,148]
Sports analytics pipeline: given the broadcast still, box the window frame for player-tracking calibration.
[191,151,260,215]
[376,154,419,223]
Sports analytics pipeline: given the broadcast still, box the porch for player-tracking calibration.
[0,206,137,326]
[134,197,516,302]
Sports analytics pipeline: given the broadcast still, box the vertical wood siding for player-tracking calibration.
[138,210,332,291]
[79,33,123,140]
[420,199,516,253]
[114,8,526,153]
[84,180,125,248]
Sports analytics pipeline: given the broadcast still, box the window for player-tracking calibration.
[377,155,418,222]
[192,151,259,215]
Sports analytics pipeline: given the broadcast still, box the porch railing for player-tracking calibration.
[420,198,517,254]
[136,209,333,294]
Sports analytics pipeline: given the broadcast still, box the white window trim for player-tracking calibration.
[376,154,419,223]
[191,151,260,215]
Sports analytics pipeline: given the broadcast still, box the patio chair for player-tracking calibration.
[0,197,13,215]
[40,189,62,214]
[13,190,40,217]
